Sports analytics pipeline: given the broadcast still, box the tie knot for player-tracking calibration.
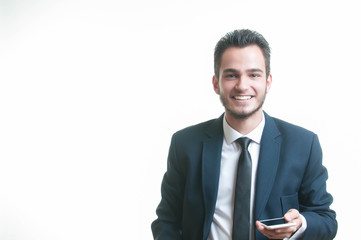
[236,137,252,150]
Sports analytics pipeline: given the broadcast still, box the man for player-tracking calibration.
[151,29,337,240]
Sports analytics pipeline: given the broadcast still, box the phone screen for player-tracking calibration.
[259,217,285,226]
[259,217,296,230]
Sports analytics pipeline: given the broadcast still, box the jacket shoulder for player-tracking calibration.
[173,115,223,141]
[271,116,316,137]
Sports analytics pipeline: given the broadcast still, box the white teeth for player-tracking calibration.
[234,96,252,100]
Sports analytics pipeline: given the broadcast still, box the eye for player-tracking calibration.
[249,73,261,78]
[225,74,238,79]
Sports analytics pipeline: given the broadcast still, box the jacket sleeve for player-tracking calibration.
[151,133,184,239]
[299,134,337,239]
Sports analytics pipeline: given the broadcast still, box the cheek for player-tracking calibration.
[254,82,268,93]
[220,82,233,93]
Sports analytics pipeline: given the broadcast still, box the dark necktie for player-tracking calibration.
[232,137,252,240]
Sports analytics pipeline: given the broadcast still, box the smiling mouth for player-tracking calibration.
[233,96,252,100]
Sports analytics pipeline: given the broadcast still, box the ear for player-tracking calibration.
[212,75,220,95]
[266,74,272,93]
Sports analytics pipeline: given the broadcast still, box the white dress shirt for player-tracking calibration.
[207,114,306,240]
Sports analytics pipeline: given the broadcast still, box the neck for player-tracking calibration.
[225,110,263,135]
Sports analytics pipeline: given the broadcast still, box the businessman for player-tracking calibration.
[151,29,337,240]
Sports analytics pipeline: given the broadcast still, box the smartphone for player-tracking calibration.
[259,217,296,230]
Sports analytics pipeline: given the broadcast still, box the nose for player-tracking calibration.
[235,77,249,91]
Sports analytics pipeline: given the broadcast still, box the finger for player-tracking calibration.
[255,221,265,231]
[259,228,293,239]
[284,209,299,222]
[256,221,294,239]
[274,225,297,234]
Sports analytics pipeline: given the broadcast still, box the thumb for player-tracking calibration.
[284,209,299,222]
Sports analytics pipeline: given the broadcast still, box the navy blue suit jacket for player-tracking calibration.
[152,112,337,239]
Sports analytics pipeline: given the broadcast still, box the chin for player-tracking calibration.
[220,95,265,120]
[230,111,255,119]
[227,106,263,120]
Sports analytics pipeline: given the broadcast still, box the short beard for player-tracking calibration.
[219,94,266,120]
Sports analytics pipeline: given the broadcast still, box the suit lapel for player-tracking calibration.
[201,115,224,238]
[255,113,282,220]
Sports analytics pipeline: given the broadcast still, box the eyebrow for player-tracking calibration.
[246,68,264,73]
[222,68,264,73]
[223,68,239,73]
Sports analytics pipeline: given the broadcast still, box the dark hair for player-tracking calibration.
[214,29,271,79]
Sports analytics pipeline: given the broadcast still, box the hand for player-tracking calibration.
[255,209,303,239]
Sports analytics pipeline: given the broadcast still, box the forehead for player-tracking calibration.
[220,45,266,71]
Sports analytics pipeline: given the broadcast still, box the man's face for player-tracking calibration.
[212,45,272,120]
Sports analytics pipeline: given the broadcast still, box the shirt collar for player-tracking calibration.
[223,113,265,145]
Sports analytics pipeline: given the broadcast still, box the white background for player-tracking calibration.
[1,0,360,239]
